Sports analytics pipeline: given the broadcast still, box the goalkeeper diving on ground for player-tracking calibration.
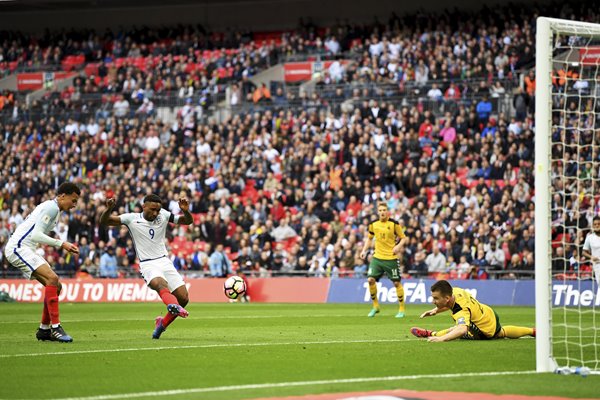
[411,280,536,342]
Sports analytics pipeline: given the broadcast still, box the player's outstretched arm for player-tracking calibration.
[428,324,467,342]
[420,306,449,318]
[99,198,122,227]
[176,197,194,225]
[30,227,79,254]
[420,307,438,318]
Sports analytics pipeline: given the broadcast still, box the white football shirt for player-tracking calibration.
[6,199,61,249]
[120,209,178,262]
[583,232,600,267]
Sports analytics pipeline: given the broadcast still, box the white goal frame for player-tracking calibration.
[535,16,600,373]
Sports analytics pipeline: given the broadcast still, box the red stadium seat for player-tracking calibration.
[192,213,202,225]
[182,241,195,257]
[194,241,206,252]
[426,187,436,202]
[184,63,196,73]
[172,236,186,246]
[84,63,99,77]
[456,167,468,179]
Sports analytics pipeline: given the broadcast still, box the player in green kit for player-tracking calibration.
[359,201,409,318]
[411,280,535,342]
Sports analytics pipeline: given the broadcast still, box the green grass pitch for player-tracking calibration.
[0,303,598,399]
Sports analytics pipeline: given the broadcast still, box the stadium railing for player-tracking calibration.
[277,50,361,64]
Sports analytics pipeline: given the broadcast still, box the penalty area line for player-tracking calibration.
[50,370,538,400]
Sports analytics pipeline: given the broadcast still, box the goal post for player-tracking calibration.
[535,16,600,374]
[535,16,553,374]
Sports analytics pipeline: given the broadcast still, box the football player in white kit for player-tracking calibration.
[100,193,193,339]
[583,216,600,286]
[3,182,81,342]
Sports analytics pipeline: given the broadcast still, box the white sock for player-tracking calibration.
[40,324,50,330]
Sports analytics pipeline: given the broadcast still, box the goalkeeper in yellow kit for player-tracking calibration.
[411,280,536,342]
[359,202,409,318]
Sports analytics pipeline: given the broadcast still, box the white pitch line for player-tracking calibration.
[49,370,539,400]
[1,314,356,324]
[0,338,412,359]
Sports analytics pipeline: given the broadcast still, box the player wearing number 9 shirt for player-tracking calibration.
[100,193,194,339]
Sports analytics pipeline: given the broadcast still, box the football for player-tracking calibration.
[224,276,246,299]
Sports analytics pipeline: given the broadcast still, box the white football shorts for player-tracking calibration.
[594,263,600,286]
[139,256,185,292]
[4,246,48,280]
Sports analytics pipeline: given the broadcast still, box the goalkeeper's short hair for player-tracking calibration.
[431,280,453,297]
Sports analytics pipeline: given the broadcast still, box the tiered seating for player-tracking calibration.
[61,55,85,71]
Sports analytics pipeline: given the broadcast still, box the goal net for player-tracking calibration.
[535,17,600,374]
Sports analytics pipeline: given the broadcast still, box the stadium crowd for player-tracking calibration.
[0,1,598,281]
[1,2,587,112]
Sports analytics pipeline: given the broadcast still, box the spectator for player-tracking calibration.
[456,255,473,279]
[253,83,272,104]
[209,244,232,278]
[0,8,568,282]
[113,95,130,118]
[324,36,340,55]
[411,247,428,277]
[524,70,536,96]
[99,247,118,278]
[308,256,325,277]
[271,217,298,242]
[513,87,529,121]
[439,119,456,145]
[427,83,443,102]
[136,98,154,117]
[485,240,506,273]
[476,95,493,125]
[425,244,446,275]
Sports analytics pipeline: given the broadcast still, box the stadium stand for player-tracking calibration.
[0,2,598,281]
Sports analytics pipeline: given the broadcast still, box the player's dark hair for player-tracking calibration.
[57,182,81,196]
[594,216,600,223]
[143,194,162,205]
[431,280,453,296]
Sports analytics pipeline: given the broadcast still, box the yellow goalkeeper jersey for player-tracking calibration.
[368,218,406,260]
[450,287,499,338]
